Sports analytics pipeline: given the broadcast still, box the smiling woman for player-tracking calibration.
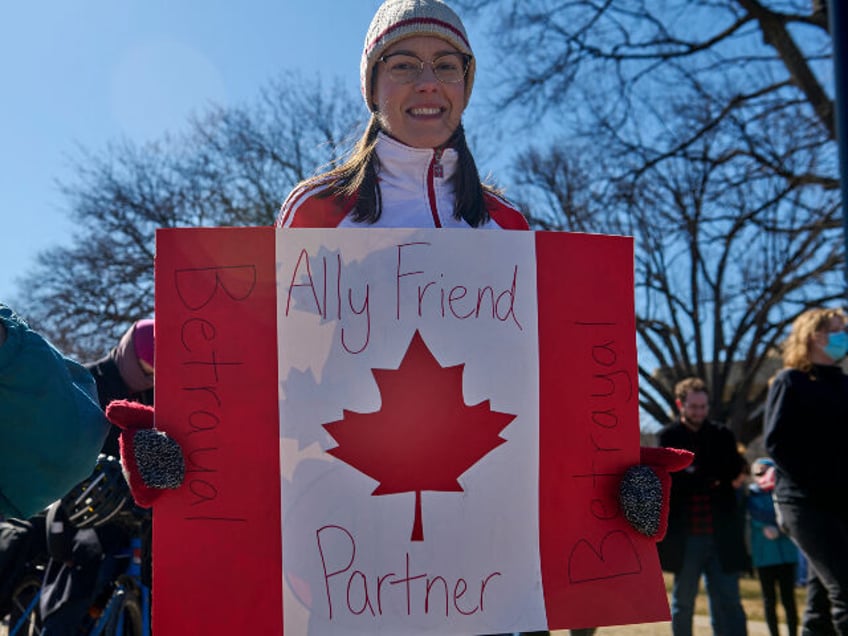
[106,3,693,635]
[275,0,523,231]
[372,36,469,150]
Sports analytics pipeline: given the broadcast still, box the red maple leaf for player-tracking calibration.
[323,330,516,541]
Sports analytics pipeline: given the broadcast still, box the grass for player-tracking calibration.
[664,572,806,625]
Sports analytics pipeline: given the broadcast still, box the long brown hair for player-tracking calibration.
[782,307,847,372]
[298,114,495,226]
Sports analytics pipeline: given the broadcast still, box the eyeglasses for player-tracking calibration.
[378,52,471,85]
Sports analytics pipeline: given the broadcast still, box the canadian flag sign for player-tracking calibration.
[153,227,668,635]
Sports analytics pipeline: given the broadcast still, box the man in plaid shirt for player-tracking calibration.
[658,377,750,636]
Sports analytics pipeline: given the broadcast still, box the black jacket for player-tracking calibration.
[85,353,153,456]
[657,419,750,574]
[765,364,848,520]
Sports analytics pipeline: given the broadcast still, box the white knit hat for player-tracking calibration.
[361,0,475,110]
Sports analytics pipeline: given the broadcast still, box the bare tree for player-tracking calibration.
[457,0,842,439]
[15,74,361,360]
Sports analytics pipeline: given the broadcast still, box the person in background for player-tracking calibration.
[765,307,848,635]
[39,455,133,636]
[85,318,155,455]
[38,319,166,634]
[747,457,798,636]
[658,376,750,636]
[0,303,108,520]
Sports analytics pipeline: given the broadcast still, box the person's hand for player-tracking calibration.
[763,525,780,540]
[619,446,694,541]
[105,400,185,507]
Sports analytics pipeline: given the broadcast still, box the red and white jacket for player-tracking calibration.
[275,132,529,231]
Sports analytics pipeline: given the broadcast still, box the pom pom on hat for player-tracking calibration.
[361,0,475,110]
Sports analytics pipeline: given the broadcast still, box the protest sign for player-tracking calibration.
[153,227,666,634]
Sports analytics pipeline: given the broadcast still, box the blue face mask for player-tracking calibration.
[823,331,848,361]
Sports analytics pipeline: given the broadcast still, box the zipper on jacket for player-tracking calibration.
[427,149,443,227]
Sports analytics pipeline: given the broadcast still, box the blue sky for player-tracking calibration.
[1,1,417,301]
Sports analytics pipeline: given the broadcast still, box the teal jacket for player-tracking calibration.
[747,485,798,568]
[0,304,109,519]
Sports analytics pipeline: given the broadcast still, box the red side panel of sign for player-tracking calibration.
[154,227,281,635]
[536,232,669,629]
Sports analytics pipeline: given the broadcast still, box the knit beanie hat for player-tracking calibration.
[115,319,155,394]
[361,0,475,111]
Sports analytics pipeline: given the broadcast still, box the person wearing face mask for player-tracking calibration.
[765,307,848,635]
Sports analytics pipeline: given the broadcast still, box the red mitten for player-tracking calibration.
[106,399,185,508]
[619,446,694,541]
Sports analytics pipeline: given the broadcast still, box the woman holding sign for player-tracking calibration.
[108,1,692,633]
[274,1,689,634]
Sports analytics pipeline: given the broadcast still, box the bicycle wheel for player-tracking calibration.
[8,573,42,636]
[101,584,143,636]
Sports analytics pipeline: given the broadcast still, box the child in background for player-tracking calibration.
[747,457,799,636]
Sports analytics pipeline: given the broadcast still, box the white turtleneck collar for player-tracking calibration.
[374,132,459,183]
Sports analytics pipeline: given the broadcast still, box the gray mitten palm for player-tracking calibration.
[619,447,694,541]
[106,400,185,507]
[133,429,185,489]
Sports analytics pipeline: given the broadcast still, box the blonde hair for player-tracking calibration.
[782,307,848,372]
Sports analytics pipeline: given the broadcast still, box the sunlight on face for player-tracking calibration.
[373,36,467,149]
[679,391,709,430]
